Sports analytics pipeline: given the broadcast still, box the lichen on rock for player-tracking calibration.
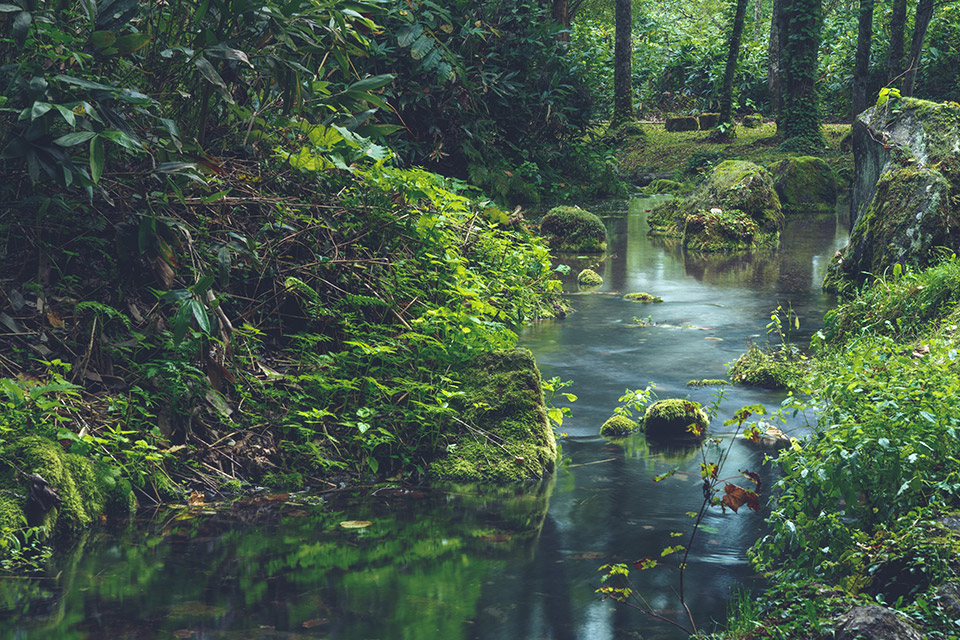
[539,206,607,254]
[429,349,557,482]
[829,96,960,293]
[642,399,709,442]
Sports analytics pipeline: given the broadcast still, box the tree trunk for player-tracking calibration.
[552,0,570,42]
[887,0,906,86]
[612,0,633,125]
[719,0,750,126]
[767,0,782,117]
[903,0,934,96]
[779,0,825,148]
[852,0,875,118]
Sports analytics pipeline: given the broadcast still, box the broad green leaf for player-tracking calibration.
[114,32,151,55]
[89,135,105,182]
[52,104,76,126]
[30,101,52,120]
[410,33,433,60]
[173,301,191,344]
[55,74,116,92]
[190,299,211,334]
[90,30,116,49]
[349,74,394,92]
[205,44,251,66]
[53,131,97,146]
[12,10,31,48]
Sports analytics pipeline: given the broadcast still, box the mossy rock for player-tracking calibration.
[741,115,762,128]
[624,292,663,303]
[770,156,839,213]
[665,116,699,132]
[604,121,646,148]
[540,206,607,254]
[640,179,687,196]
[649,160,784,251]
[698,113,720,129]
[643,399,709,442]
[686,379,728,386]
[429,349,557,482]
[0,436,136,537]
[577,268,603,286]
[727,345,804,390]
[600,415,639,437]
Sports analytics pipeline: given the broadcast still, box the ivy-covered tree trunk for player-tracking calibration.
[852,0,875,118]
[887,0,906,86]
[903,0,934,96]
[719,0,749,128]
[612,0,633,125]
[778,0,824,150]
[767,0,782,117]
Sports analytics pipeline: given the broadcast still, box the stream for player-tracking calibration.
[0,198,848,640]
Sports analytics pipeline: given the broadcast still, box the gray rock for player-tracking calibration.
[835,604,925,640]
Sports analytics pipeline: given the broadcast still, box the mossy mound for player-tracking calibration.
[600,415,639,437]
[643,399,709,442]
[647,160,783,251]
[429,349,557,482]
[665,116,699,132]
[604,121,646,148]
[770,156,839,213]
[686,379,728,386]
[698,113,720,129]
[727,344,805,390]
[0,436,135,537]
[577,268,603,286]
[624,292,663,303]
[640,178,688,196]
[741,115,761,128]
[540,206,607,254]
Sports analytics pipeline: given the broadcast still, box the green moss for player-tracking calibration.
[741,115,761,128]
[698,113,720,129]
[646,199,684,237]
[599,415,639,437]
[262,471,304,491]
[643,399,709,442]
[0,493,23,534]
[771,156,839,213]
[640,179,688,196]
[429,349,557,482]
[682,208,778,252]
[727,344,805,390]
[577,268,603,286]
[686,379,728,386]
[623,292,663,303]
[539,206,607,254]
[665,116,699,132]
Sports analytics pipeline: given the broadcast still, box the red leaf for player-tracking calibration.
[721,483,760,513]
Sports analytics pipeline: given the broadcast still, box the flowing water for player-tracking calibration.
[0,198,848,640]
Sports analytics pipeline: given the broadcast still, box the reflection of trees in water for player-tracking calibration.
[681,248,781,289]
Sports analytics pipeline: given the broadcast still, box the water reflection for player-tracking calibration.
[0,199,848,640]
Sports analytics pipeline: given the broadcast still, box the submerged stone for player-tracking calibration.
[827,96,960,293]
[429,349,557,482]
[540,206,607,254]
[642,399,709,442]
[577,268,603,286]
[599,415,639,437]
[770,156,839,212]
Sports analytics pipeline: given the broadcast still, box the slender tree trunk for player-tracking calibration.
[887,0,907,86]
[767,0,782,118]
[719,0,750,126]
[903,0,934,96]
[852,0,875,118]
[612,0,633,124]
[779,0,825,148]
[552,0,570,42]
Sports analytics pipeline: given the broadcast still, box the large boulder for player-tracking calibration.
[825,95,960,294]
[647,160,783,251]
[643,399,709,442]
[540,206,607,254]
[834,605,925,640]
[770,156,839,212]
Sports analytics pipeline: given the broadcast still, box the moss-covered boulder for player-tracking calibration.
[647,160,783,251]
[600,415,639,437]
[577,268,603,286]
[643,399,709,442]
[623,292,663,303]
[640,178,687,196]
[665,116,699,132]
[429,349,557,482]
[741,115,762,128]
[540,206,607,254]
[828,96,960,293]
[0,436,135,538]
[770,156,839,212]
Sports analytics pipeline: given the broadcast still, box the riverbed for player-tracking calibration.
[0,199,848,640]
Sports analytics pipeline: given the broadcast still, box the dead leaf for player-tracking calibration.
[0,312,26,334]
[188,491,205,506]
[301,618,328,629]
[339,520,372,529]
[721,483,760,513]
[46,311,64,328]
[173,630,195,639]
[912,344,930,358]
